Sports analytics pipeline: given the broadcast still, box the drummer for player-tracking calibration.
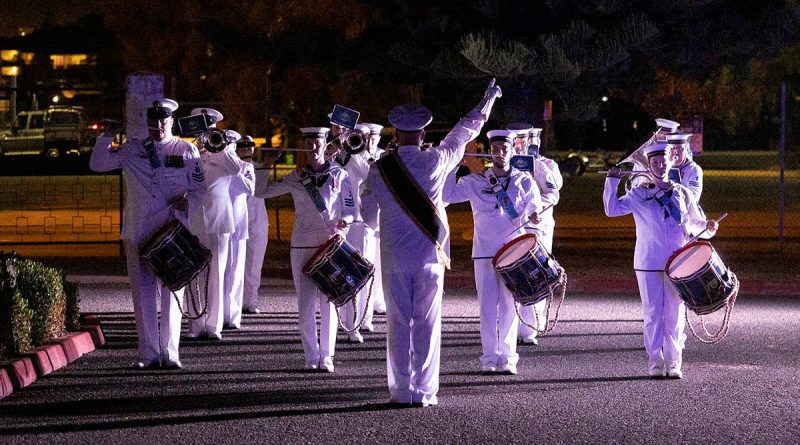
[604,142,717,379]
[257,127,356,373]
[443,129,542,374]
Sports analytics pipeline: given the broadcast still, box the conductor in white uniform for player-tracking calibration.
[361,79,502,406]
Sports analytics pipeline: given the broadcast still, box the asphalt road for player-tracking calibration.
[1,279,798,444]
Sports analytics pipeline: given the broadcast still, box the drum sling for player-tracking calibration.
[376,151,451,268]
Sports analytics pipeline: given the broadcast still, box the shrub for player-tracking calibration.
[10,258,66,346]
[0,253,33,359]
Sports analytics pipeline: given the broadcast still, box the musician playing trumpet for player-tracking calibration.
[443,129,542,375]
[256,127,356,373]
[603,142,717,379]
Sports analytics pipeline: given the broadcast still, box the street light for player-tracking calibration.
[52,95,59,103]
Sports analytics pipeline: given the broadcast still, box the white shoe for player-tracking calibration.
[362,323,375,332]
[319,356,335,373]
[665,366,683,379]
[348,331,364,343]
[499,363,517,375]
[648,363,665,378]
[243,307,261,314]
[520,335,538,345]
[481,363,497,373]
[304,362,318,371]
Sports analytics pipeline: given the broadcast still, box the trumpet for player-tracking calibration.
[204,128,234,153]
[326,128,366,155]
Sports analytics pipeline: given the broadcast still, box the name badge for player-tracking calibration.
[164,155,185,168]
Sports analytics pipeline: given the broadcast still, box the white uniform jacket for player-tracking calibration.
[334,152,371,223]
[528,158,560,234]
[90,135,205,244]
[248,162,270,237]
[229,160,256,240]
[444,168,542,258]
[676,160,703,203]
[361,112,486,271]
[189,148,245,235]
[604,178,711,270]
[263,163,356,246]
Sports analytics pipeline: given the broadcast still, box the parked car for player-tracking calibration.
[0,106,91,157]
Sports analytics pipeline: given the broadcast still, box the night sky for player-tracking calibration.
[0,0,109,37]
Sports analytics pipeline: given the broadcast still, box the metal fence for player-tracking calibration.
[0,150,796,262]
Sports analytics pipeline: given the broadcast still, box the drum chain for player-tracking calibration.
[515,268,568,335]
[173,265,210,320]
[336,271,375,333]
[685,271,738,344]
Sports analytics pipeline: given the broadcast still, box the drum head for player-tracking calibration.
[667,241,713,279]
[302,235,343,274]
[493,234,539,268]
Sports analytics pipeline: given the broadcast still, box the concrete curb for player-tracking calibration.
[0,317,105,400]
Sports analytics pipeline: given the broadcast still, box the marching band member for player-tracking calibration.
[666,132,703,203]
[506,123,562,345]
[243,137,272,314]
[443,129,542,375]
[604,142,717,379]
[187,129,246,341]
[223,136,256,329]
[361,79,502,406]
[360,123,387,327]
[335,124,372,343]
[90,99,205,369]
[259,127,356,372]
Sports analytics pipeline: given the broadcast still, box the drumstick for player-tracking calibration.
[504,204,554,238]
[684,212,728,247]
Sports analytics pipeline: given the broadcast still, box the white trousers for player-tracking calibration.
[636,271,686,369]
[363,228,385,319]
[341,223,369,331]
[243,228,268,311]
[290,247,338,366]
[518,229,553,338]
[224,238,247,327]
[188,233,229,337]
[125,241,183,363]
[474,260,519,367]
[385,264,443,406]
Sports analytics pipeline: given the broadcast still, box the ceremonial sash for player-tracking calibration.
[377,151,451,269]
[297,169,327,213]
[488,173,519,220]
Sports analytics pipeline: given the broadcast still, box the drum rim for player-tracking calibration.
[302,234,345,274]
[140,219,184,251]
[492,233,539,267]
[665,240,714,277]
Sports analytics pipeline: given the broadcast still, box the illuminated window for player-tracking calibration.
[49,54,90,69]
[19,52,34,65]
[1,50,19,62]
[1,66,19,76]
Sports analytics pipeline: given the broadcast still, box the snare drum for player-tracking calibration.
[303,234,374,307]
[666,241,738,315]
[141,220,212,292]
[492,233,563,306]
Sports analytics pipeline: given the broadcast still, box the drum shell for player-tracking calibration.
[492,234,562,306]
[141,220,212,292]
[666,241,736,315]
[302,234,374,307]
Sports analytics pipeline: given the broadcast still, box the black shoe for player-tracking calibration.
[135,360,160,370]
